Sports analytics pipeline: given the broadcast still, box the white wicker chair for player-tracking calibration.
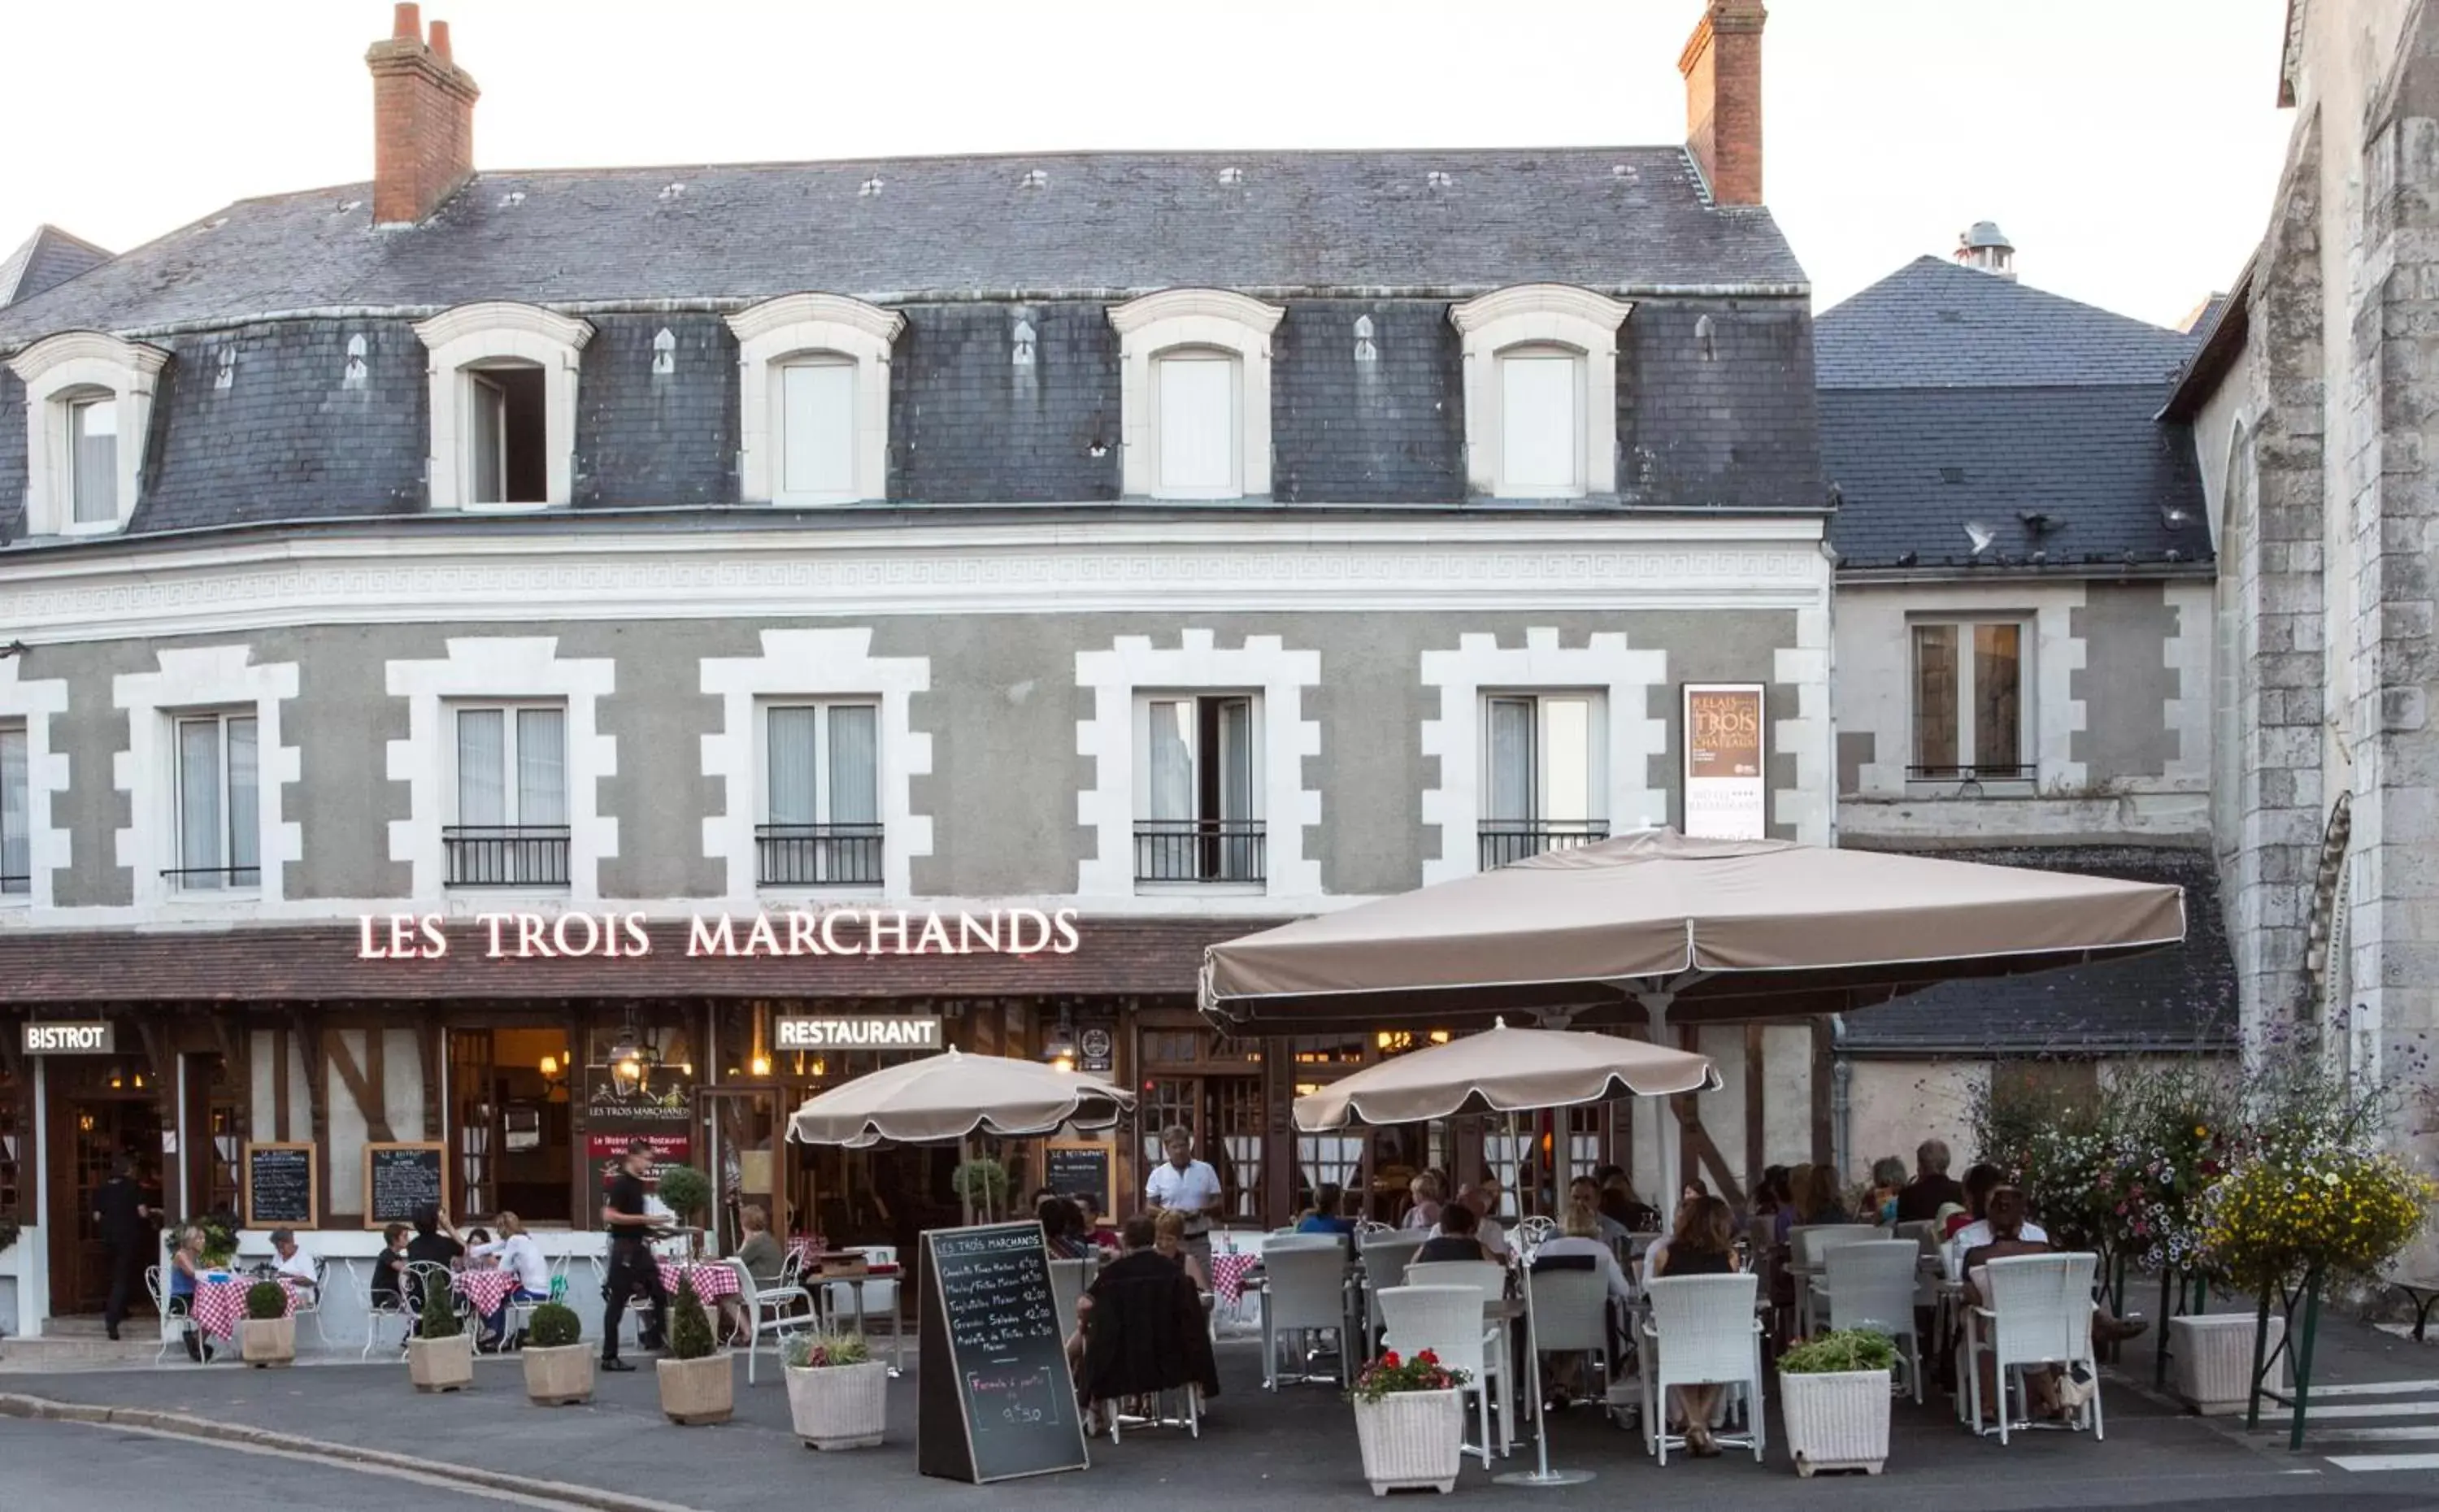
[1819,1240,1925,1401]
[730,1256,817,1384]
[1524,1263,1615,1412]
[1963,1252,2102,1445]
[1047,1257,1095,1339]
[1789,1223,1879,1335]
[1380,1284,1510,1467]
[1640,1273,1766,1466]
[1260,1238,1348,1388]
[1357,1231,1425,1358]
[1405,1258,1507,1305]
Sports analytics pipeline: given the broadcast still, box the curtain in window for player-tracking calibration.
[225,716,259,880]
[178,718,224,879]
[1973,623,2023,773]
[1911,625,1959,772]
[1499,354,1578,492]
[1215,697,1253,823]
[828,705,879,825]
[1156,355,1235,491]
[1541,697,1593,823]
[766,706,819,825]
[1146,701,1193,821]
[517,708,567,825]
[781,361,856,497]
[0,727,27,891]
[71,400,119,524]
[455,709,506,826]
[1486,697,1534,820]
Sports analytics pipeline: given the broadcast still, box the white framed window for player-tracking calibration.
[412,302,595,512]
[1110,289,1285,500]
[1448,285,1633,498]
[172,711,259,892]
[1480,691,1607,867]
[6,330,169,537]
[1910,619,2030,782]
[758,699,881,886]
[1135,693,1262,885]
[727,293,904,505]
[0,723,27,897]
[447,703,569,886]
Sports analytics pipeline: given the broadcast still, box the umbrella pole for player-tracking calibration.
[1641,993,1679,1229]
[1494,1109,1593,1488]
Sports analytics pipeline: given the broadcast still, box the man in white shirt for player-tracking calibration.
[1144,1124,1224,1265]
[1441,1185,1511,1259]
[267,1228,319,1299]
[1943,1214,2047,1282]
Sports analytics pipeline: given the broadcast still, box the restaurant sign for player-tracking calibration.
[1682,684,1767,841]
[23,1021,115,1054]
[775,1015,943,1051]
[356,906,1082,961]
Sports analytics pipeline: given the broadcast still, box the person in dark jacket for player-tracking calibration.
[93,1156,156,1340]
[1894,1140,1967,1224]
[1078,1215,1220,1424]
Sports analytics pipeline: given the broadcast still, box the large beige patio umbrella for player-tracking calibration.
[785,1046,1136,1149]
[1291,1019,1720,1130]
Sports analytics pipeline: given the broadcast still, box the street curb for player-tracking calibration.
[0,1391,701,1512]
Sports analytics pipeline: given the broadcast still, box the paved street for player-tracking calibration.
[7,1325,2439,1511]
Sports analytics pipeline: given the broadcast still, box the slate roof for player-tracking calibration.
[0,224,111,310]
[1839,845,2235,1054]
[1815,256,2208,571]
[0,148,1806,347]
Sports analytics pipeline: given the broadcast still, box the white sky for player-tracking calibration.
[0,0,2296,327]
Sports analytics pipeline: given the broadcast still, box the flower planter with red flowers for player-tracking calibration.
[1349,1349,1470,1496]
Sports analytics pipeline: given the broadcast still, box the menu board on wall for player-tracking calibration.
[243,1142,318,1228]
[1682,683,1767,840]
[1042,1143,1111,1217]
[363,1141,447,1228]
[917,1222,1088,1484]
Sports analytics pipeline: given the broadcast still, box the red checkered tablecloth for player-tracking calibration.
[785,1237,828,1272]
[454,1268,521,1318]
[659,1259,740,1303]
[1211,1251,1259,1303]
[187,1275,300,1340]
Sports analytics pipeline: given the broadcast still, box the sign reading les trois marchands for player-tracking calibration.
[355,906,1083,962]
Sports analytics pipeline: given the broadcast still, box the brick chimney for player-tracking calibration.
[1678,1,1767,207]
[366,3,479,227]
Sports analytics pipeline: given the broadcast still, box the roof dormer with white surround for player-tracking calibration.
[413,302,595,512]
[1110,289,1286,501]
[1448,285,1633,499]
[7,330,170,537]
[727,293,905,506]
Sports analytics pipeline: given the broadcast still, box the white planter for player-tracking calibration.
[1353,1389,1463,1496]
[2171,1313,2287,1415]
[785,1360,889,1449]
[1779,1368,1890,1477]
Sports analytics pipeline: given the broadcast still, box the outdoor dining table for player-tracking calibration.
[187,1272,303,1342]
[807,1262,906,1376]
[657,1257,741,1305]
[454,1266,523,1320]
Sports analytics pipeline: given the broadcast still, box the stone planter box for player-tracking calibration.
[2171,1313,2287,1415]
[1353,1388,1463,1496]
[238,1314,295,1368]
[406,1332,476,1393]
[658,1353,735,1426]
[522,1342,596,1406]
[786,1359,889,1449]
[1780,1368,1891,1476]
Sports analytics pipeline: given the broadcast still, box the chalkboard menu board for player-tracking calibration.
[243,1142,318,1228]
[364,1142,446,1228]
[1043,1143,1111,1216]
[917,1222,1088,1484]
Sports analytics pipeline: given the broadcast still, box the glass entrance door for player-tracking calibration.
[699,1086,782,1256]
[48,1088,162,1314]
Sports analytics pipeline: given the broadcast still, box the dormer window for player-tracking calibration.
[1110,289,1284,501]
[6,329,169,537]
[413,302,595,512]
[727,293,904,505]
[1449,285,1633,499]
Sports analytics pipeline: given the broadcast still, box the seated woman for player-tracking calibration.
[1041,1195,1097,1261]
[1959,1186,2060,1423]
[1649,1195,1741,1458]
[168,1224,211,1363]
[467,1212,552,1350]
[1151,1210,1211,1292]
[1412,1197,1491,1263]
[1531,1193,1636,1408]
[1866,1157,1909,1226]
[1297,1182,1358,1236]
[715,1203,791,1344]
[1399,1171,1446,1232]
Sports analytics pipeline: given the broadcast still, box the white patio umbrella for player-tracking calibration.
[785,1046,1136,1149]
[1296,1020,1721,1489]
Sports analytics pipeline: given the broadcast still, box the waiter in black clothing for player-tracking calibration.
[93,1155,156,1341]
[599,1138,669,1371]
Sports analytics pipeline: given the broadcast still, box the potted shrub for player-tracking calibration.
[785,1332,887,1450]
[237,1280,294,1367]
[406,1267,476,1393]
[951,1158,1010,1223]
[521,1301,594,1406]
[1348,1348,1468,1496]
[655,1273,733,1425]
[1778,1328,1895,1477]
[654,1163,713,1256]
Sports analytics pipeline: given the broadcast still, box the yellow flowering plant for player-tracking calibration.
[2200,1148,2436,1293]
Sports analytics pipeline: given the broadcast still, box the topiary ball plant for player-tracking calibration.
[667,1272,718,1362]
[244,1280,289,1321]
[418,1267,463,1340]
[654,1162,712,1223]
[526,1301,583,1350]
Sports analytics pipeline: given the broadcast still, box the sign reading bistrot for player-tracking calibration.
[776,1016,943,1052]
[23,1021,114,1054]
[1681,684,1767,840]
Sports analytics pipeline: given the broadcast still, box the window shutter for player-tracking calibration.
[1157,355,1235,492]
[516,708,568,825]
[828,706,880,825]
[766,706,819,825]
[781,361,856,497]
[1498,355,1577,493]
[70,400,118,524]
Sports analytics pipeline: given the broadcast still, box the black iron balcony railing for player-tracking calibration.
[444,824,571,887]
[161,864,262,890]
[1906,763,2037,782]
[1135,819,1266,884]
[1477,819,1609,871]
[0,873,27,896]
[757,822,885,886]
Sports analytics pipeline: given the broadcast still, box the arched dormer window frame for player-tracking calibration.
[1109,289,1285,500]
[1448,284,1633,498]
[7,330,171,537]
[412,301,596,513]
[726,293,905,506]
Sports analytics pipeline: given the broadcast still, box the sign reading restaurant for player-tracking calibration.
[356,906,1083,962]
[776,1016,944,1050]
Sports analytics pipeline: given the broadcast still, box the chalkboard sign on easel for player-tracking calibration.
[363,1142,447,1228]
[917,1222,1088,1484]
[1043,1143,1111,1217]
[243,1141,318,1229]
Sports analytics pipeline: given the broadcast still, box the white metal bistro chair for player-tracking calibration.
[1380,1284,1511,1467]
[729,1256,817,1384]
[402,1259,463,1334]
[1640,1273,1766,1466]
[1513,1215,1559,1256]
[1963,1252,2103,1445]
[1819,1240,1925,1401]
[1260,1237,1349,1389]
[146,1267,199,1364]
[357,1260,413,1360]
[1789,1223,1879,1336]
